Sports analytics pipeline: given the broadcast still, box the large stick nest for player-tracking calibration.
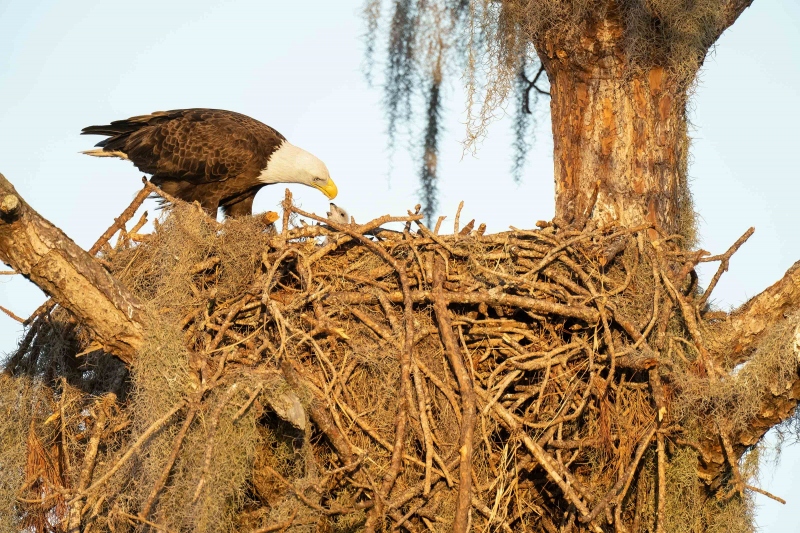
[3,190,788,533]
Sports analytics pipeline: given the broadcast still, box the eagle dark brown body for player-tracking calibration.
[82,109,337,217]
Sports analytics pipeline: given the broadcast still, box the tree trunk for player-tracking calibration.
[0,173,144,363]
[536,17,694,239]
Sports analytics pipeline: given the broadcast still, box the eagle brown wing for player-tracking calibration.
[82,109,285,183]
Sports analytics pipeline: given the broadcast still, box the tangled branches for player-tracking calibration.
[1,188,787,533]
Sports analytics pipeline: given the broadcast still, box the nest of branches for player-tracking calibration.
[2,188,788,533]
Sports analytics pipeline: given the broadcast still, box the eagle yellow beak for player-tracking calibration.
[315,178,338,200]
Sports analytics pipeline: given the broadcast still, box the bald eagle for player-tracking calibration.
[81,108,337,217]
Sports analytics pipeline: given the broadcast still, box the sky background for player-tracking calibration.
[0,0,798,530]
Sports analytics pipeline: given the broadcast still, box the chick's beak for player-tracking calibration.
[315,177,338,200]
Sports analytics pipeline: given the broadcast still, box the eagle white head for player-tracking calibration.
[258,141,337,200]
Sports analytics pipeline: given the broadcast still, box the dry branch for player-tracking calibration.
[432,254,476,533]
[0,172,144,362]
[719,260,800,365]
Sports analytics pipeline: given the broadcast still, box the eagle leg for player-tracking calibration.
[221,194,255,218]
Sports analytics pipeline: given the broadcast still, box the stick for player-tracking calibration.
[745,484,786,505]
[281,188,293,240]
[139,408,198,520]
[411,363,435,495]
[67,394,113,532]
[0,304,24,323]
[192,384,240,503]
[117,511,177,533]
[697,227,754,308]
[454,201,464,236]
[89,182,151,255]
[434,215,446,235]
[656,431,666,533]
[432,254,476,533]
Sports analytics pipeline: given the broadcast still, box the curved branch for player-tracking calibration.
[0,172,144,363]
[718,260,800,366]
[699,258,800,486]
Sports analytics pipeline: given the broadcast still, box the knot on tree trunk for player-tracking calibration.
[0,193,20,221]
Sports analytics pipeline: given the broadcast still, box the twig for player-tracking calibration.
[89,182,151,255]
[656,431,666,533]
[67,394,113,531]
[718,424,746,499]
[412,363,435,495]
[250,509,302,533]
[192,383,240,503]
[207,295,253,351]
[140,408,198,520]
[0,304,24,323]
[434,215,446,235]
[392,481,446,531]
[281,188,293,241]
[77,400,187,498]
[117,511,177,533]
[745,484,786,505]
[454,201,464,236]
[232,384,263,422]
[263,464,350,515]
[698,227,754,308]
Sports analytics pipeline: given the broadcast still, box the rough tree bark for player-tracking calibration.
[0,173,144,363]
[541,55,690,235]
[533,0,754,236]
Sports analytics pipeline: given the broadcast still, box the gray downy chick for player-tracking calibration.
[326,203,350,225]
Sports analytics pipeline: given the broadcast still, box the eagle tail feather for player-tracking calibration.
[81,148,129,160]
[81,122,138,135]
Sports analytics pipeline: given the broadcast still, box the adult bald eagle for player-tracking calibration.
[81,108,337,217]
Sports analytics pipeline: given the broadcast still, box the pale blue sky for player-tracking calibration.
[0,1,798,530]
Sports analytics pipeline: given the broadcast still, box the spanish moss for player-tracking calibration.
[384,0,418,152]
[420,75,442,225]
[362,0,382,85]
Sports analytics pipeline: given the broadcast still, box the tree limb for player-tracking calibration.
[716,260,800,366]
[718,0,756,38]
[699,259,800,486]
[0,172,144,363]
